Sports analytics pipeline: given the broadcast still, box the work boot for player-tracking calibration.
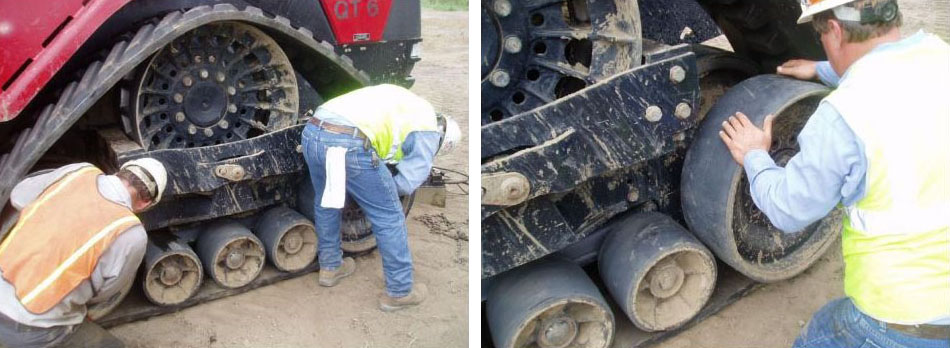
[318,257,356,287]
[379,284,428,312]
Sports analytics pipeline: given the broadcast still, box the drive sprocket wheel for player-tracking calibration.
[128,21,298,149]
[481,0,642,124]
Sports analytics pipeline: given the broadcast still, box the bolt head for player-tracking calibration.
[182,76,193,87]
[199,69,209,79]
[504,36,522,53]
[175,112,186,122]
[670,65,686,83]
[203,128,213,137]
[493,0,511,16]
[674,103,692,119]
[193,55,202,63]
[219,120,229,129]
[173,93,183,104]
[188,125,197,135]
[208,55,216,63]
[216,71,226,82]
[490,70,510,88]
[228,104,237,113]
[227,86,236,96]
[644,105,663,122]
[501,177,526,200]
[627,188,639,202]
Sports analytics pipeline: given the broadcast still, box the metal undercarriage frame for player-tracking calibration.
[481,44,700,279]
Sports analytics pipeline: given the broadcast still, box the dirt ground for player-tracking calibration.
[109,10,469,348]
[658,2,949,347]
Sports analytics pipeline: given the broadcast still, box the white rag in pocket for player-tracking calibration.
[320,146,348,208]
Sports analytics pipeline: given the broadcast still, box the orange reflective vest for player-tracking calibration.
[0,166,140,314]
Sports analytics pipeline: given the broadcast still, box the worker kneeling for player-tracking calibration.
[301,84,460,312]
[719,0,949,347]
[0,159,167,347]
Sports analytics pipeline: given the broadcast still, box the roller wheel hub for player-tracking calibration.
[128,21,298,149]
[538,315,578,348]
[282,231,304,254]
[159,264,183,286]
[225,249,247,270]
[648,259,685,299]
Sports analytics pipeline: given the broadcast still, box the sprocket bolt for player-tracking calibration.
[216,72,226,82]
[493,0,511,16]
[219,120,229,129]
[227,86,236,96]
[188,125,197,135]
[504,36,522,53]
[182,76,193,87]
[228,104,238,113]
[199,69,209,79]
[204,128,213,137]
[175,112,185,122]
[490,70,510,88]
[173,93,183,104]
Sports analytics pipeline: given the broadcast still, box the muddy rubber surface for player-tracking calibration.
[109,10,469,348]
[657,2,947,347]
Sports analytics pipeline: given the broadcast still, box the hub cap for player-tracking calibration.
[130,21,298,149]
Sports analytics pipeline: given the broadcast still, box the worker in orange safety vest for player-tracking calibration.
[0,159,167,348]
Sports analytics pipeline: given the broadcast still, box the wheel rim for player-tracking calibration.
[731,96,823,264]
[131,21,298,149]
[481,0,642,124]
[144,252,202,305]
[213,237,265,287]
[512,299,612,348]
[631,248,716,331]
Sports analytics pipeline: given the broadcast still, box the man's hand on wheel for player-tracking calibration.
[719,112,774,166]
[776,59,818,81]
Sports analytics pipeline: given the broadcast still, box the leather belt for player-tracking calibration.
[886,322,950,340]
[308,118,367,139]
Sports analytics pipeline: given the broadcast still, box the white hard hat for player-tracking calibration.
[797,0,859,24]
[438,114,461,156]
[120,158,168,206]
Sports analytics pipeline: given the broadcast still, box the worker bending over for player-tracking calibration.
[719,0,949,347]
[0,159,167,348]
[301,84,460,312]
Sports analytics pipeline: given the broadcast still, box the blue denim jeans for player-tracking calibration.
[301,123,413,297]
[794,298,950,348]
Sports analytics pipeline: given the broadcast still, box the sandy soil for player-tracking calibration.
[658,2,949,347]
[109,10,470,348]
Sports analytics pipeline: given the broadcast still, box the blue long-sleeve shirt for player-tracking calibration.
[315,109,441,196]
[742,33,934,233]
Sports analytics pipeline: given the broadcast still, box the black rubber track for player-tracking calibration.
[0,4,370,214]
[697,0,826,72]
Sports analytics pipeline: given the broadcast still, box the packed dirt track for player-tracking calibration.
[108,9,470,348]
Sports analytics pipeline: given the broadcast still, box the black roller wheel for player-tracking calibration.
[125,21,298,149]
[487,259,614,348]
[481,0,642,124]
[141,238,203,306]
[254,206,318,272]
[681,74,841,283]
[196,220,266,288]
[296,178,415,254]
[598,212,717,332]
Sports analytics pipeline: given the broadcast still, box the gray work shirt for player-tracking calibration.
[0,163,147,328]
